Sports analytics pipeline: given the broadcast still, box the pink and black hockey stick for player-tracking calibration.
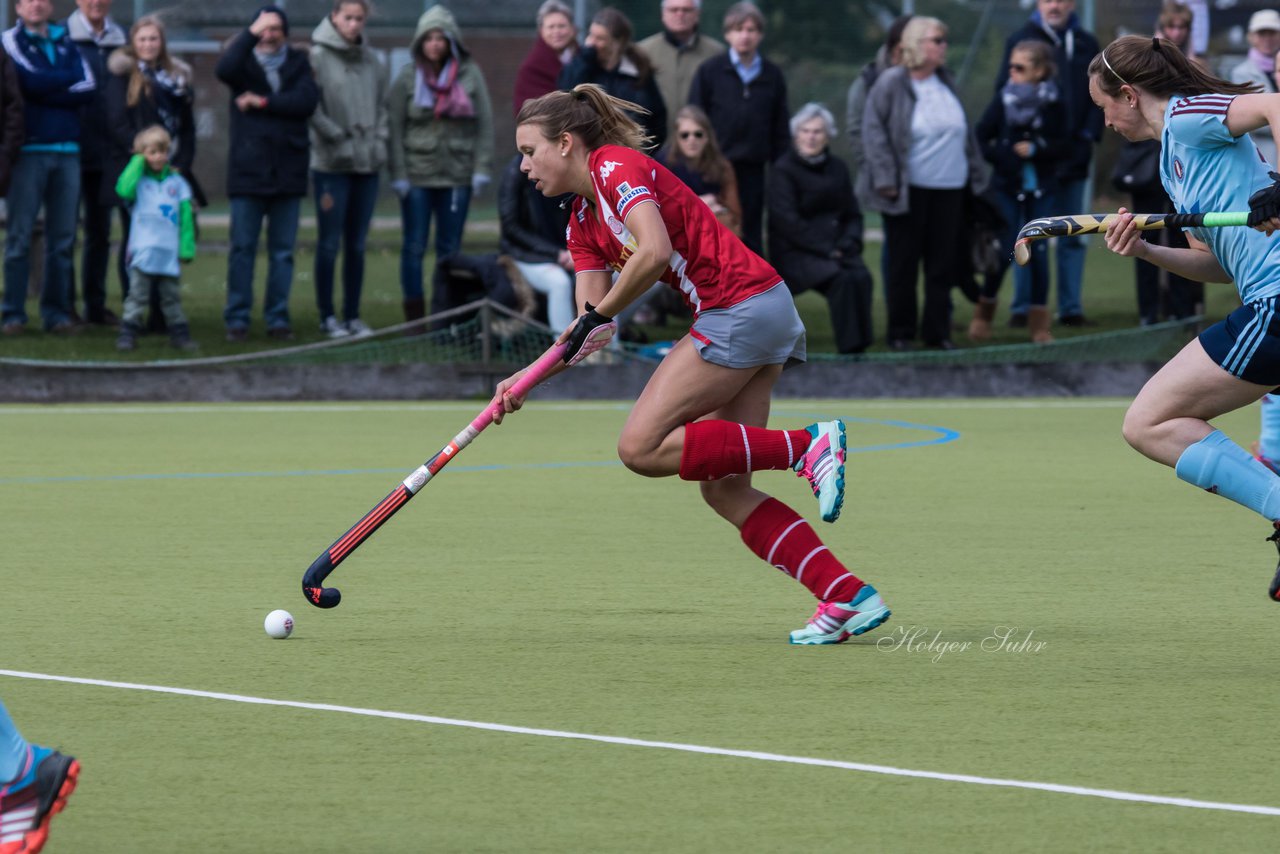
[301,342,569,608]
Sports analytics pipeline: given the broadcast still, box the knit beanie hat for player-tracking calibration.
[253,4,289,36]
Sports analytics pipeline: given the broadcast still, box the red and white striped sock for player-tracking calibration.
[679,420,812,481]
[740,497,864,602]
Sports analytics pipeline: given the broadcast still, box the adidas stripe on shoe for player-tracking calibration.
[793,420,847,523]
[789,585,891,645]
[0,746,80,854]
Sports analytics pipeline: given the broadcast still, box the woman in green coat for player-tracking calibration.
[387,4,493,324]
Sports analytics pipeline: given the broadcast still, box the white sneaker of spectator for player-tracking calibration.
[320,316,351,339]
[345,319,373,338]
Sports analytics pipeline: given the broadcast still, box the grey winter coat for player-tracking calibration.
[309,15,388,173]
[857,65,987,215]
[386,5,493,188]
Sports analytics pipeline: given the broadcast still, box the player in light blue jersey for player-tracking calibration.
[1088,34,1280,601]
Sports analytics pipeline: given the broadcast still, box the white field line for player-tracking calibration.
[0,400,1131,416]
[2,668,1276,817]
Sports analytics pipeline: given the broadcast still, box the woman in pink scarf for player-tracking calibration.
[387,4,493,326]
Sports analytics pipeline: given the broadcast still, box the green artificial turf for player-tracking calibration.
[2,399,1279,851]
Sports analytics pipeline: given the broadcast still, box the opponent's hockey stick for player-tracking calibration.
[1013,211,1249,265]
[301,342,569,609]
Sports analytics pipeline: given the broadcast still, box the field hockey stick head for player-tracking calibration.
[1013,218,1059,267]
[302,553,342,609]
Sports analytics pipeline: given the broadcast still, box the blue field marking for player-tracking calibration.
[844,416,960,453]
[0,416,958,486]
[775,410,961,454]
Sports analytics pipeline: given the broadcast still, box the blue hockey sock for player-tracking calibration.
[1260,394,1280,462]
[0,698,30,784]
[1175,429,1280,521]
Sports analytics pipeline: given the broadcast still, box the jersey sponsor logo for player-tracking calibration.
[599,160,622,180]
[1173,156,1184,181]
[618,181,631,194]
[617,185,651,211]
[565,224,573,241]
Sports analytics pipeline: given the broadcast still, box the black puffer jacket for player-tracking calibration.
[214,29,318,197]
[559,45,667,151]
[767,147,863,287]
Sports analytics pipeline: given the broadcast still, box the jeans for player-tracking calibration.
[400,185,471,309]
[1011,177,1087,318]
[2,151,79,329]
[512,259,575,332]
[313,170,379,323]
[225,194,301,331]
[994,189,1055,308]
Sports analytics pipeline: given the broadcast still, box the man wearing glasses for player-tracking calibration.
[996,0,1102,329]
[638,0,724,141]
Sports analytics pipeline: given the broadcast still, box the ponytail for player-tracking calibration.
[516,83,654,152]
[1090,34,1256,98]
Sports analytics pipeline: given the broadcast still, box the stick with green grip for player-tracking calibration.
[1013,211,1250,266]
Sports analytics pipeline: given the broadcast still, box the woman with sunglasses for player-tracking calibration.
[660,105,740,235]
[972,39,1068,343]
[861,16,987,351]
[492,84,892,645]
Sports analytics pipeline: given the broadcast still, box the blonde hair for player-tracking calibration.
[516,83,653,151]
[124,16,180,110]
[134,125,172,154]
[899,17,946,69]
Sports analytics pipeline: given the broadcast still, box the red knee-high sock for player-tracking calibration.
[679,420,812,481]
[740,498,864,602]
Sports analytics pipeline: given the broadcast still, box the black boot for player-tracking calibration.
[168,323,199,352]
[115,321,140,352]
[403,298,426,336]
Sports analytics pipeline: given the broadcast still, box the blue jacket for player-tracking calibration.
[1,23,95,147]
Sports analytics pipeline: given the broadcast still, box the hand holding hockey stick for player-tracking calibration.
[1013,211,1249,266]
[301,342,569,609]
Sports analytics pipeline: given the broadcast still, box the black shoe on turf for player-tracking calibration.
[1267,524,1280,602]
[0,746,80,854]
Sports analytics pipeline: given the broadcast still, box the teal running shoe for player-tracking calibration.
[789,585,890,645]
[794,420,847,523]
[0,745,80,854]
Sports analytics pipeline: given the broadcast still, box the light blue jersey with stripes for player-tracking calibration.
[1161,94,1280,304]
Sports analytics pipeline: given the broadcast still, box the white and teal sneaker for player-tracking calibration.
[794,420,847,522]
[789,585,890,645]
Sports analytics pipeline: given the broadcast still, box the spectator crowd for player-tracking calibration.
[0,0,1263,353]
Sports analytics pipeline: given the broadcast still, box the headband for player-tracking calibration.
[1100,47,1129,86]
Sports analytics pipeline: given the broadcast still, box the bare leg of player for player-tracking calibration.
[616,335,890,643]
